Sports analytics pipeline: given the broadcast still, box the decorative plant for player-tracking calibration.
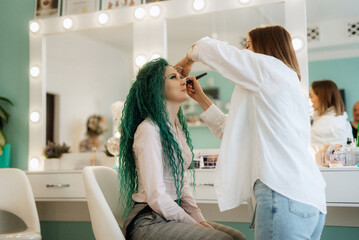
[0,96,14,156]
[43,141,70,159]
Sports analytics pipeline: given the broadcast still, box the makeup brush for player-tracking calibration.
[186,72,207,85]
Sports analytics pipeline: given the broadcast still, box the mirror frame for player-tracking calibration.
[28,0,307,170]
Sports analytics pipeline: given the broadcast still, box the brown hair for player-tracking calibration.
[311,80,345,116]
[248,25,301,80]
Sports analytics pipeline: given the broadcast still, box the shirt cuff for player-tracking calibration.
[189,211,206,223]
[182,213,198,224]
[188,37,210,62]
[200,103,223,123]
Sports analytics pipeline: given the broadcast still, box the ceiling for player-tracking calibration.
[58,0,359,49]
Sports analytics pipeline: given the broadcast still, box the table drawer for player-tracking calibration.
[27,172,86,200]
[322,170,359,204]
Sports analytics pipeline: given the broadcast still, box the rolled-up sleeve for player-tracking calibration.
[133,123,197,224]
[200,104,227,139]
[189,37,264,92]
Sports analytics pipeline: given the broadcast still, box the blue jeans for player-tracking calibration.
[254,180,325,240]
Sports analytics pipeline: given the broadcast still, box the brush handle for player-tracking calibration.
[186,72,207,85]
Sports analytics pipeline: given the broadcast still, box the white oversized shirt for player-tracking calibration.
[132,119,205,224]
[191,37,327,214]
[311,107,353,145]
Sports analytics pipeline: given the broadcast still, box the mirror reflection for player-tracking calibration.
[167,4,284,127]
[45,25,133,152]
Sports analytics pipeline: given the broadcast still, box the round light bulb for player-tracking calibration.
[135,55,147,67]
[292,37,304,51]
[149,5,161,18]
[29,21,40,33]
[134,7,146,20]
[151,53,161,60]
[192,0,205,11]
[30,111,40,123]
[29,157,40,169]
[238,0,251,4]
[98,13,110,25]
[211,33,218,39]
[62,18,73,30]
[114,131,121,138]
[30,66,40,78]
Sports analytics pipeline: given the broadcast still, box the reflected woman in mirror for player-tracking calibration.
[175,25,326,240]
[118,58,246,240]
[36,0,58,18]
[350,101,359,139]
[310,80,352,145]
[79,115,106,152]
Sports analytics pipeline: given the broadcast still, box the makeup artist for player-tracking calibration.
[175,25,327,240]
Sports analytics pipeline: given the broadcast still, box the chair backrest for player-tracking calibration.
[82,166,125,240]
[0,168,41,234]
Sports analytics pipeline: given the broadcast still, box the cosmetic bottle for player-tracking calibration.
[345,138,355,166]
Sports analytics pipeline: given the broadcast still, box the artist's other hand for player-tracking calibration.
[186,76,204,103]
[186,77,213,111]
[174,56,194,78]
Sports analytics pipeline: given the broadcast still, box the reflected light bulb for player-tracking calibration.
[192,0,205,11]
[29,21,40,33]
[30,66,40,78]
[238,0,251,4]
[30,157,40,169]
[292,37,304,51]
[98,13,110,25]
[62,18,73,29]
[151,53,161,60]
[134,7,146,20]
[30,111,40,123]
[149,5,161,18]
[135,55,147,67]
[114,131,121,138]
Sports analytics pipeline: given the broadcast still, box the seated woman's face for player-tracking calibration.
[164,66,189,103]
[309,87,320,111]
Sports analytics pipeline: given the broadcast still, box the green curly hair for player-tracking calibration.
[118,58,195,219]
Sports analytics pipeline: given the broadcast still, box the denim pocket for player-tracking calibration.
[288,199,318,218]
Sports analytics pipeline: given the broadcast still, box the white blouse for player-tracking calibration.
[132,119,205,224]
[311,107,353,145]
[191,37,327,214]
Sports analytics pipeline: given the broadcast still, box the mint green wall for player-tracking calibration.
[40,222,95,240]
[0,0,33,170]
[308,57,359,121]
[190,58,359,149]
[1,1,358,239]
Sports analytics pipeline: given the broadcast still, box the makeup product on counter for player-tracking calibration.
[186,72,207,85]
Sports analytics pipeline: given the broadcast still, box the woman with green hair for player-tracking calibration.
[118,58,246,240]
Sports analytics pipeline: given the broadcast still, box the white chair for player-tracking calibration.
[82,166,125,240]
[0,168,41,240]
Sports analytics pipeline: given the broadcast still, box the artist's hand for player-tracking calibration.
[186,76,204,102]
[186,77,213,111]
[174,57,194,78]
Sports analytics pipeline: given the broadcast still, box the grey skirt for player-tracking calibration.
[123,203,246,240]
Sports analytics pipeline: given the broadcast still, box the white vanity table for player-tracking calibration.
[26,167,359,226]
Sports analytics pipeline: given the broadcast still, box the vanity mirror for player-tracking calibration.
[28,0,307,170]
[167,3,285,120]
